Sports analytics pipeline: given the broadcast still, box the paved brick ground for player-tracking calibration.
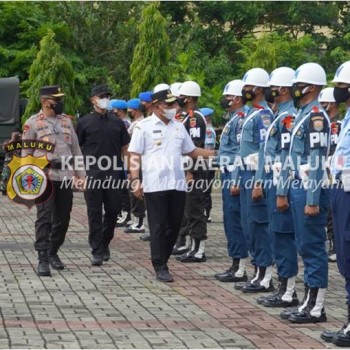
[0,191,346,349]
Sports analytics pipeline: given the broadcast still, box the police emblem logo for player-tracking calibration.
[190,117,197,128]
[311,116,324,132]
[6,155,53,208]
[261,114,271,128]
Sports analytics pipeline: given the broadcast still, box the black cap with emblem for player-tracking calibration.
[40,85,65,98]
[151,89,177,104]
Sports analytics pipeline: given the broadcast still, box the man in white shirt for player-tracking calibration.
[128,89,215,282]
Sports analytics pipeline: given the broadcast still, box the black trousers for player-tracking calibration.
[184,171,208,240]
[35,181,73,254]
[129,191,146,218]
[121,181,131,213]
[145,190,186,272]
[84,187,121,255]
[203,169,216,211]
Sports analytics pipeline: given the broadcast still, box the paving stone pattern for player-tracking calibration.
[0,191,346,349]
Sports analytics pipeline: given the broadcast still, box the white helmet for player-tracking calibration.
[242,68,269,87]
[318,87,336,103]
[153,83,170,93]
[170,82,182,97]
[292,62,326,85]
[332,61,350,84]
[178,80,201,97]
[222,79,244,96]
[268,67,295,87]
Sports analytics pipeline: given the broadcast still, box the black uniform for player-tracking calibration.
[176,109,208,262]
[77,111,130,256]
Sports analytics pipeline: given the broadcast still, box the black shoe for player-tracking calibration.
[140,233,150,241]
[262,292,299,308]
[176,252,206,263]
[215,270,248,283]
[234,281,246,290]
[289,307,327,324]
[37,251,51,277]
[103,248,110,262]
[332,324,350,347]
[48,253,65,270]
[280,307,300,320]
[91,255,103,266]
[156,270,174,283]
[321,329,336,343]
[172,242,190,255]
[242,280,274,293]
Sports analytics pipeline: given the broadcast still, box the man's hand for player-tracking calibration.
[304,205,319,216]
[252,184,264,202]
[276,195,289,212]
[73,176,86,191]
[230,185,240,196]
[130,178,144,200]
[186,172,194,184]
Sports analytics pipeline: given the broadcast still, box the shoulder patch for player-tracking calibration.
[282,115,294,132]
[309,114,326,132]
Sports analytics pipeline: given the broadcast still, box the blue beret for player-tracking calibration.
[109,99,127,110]
[127,98,142,110]
[199,107,214,117]
[139,91,152,103]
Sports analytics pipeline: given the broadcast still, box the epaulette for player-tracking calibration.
[237,111,245,117]
[312,106,320,113]
[253,103,264,109]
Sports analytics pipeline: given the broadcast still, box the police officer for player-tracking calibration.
[139,91,153,117]
[22,85,86,277]
[319,87,341,262]
[321,61,350,347]
[109,99,133,229]
[128,89,215,282]
[255,67,299,307]
[124,98,147,234]
[175,81,208,262]
[201,107,216,222]
[277,63,330,323]
[237,68,274,293]
[214,79,249,283]
[77,85,130,266]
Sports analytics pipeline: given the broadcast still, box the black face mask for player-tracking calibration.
[333,86,350,103]
[220,98,232,109]
[51,100,64,115]
[241,89,256,101]
[177,97,187,108]
[264,88,275,104]
[139,104,146,114]
[128,112,133,119]
[291,83,310,101]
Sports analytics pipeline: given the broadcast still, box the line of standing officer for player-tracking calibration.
[277,63,330,324]
[321,61,350,347]
[214,79,249,283]
[255,67,299,308]
[236,68,275,293]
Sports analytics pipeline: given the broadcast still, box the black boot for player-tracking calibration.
[242,266,274,293]
[48,253,65,270]
[215,258,248,282]
[289,287,327,324]
[261,276,299,308]
[172,236,191,255]
[280,283,309,320]
[235,265,256,290]
[177,239,206,263]
[328,304,350,347]
[37,250,51,277]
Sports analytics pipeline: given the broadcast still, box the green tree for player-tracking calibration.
[23,30,81,123]
[130,2,171,96]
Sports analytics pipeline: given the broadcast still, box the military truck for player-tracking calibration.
[0,77,23,168]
